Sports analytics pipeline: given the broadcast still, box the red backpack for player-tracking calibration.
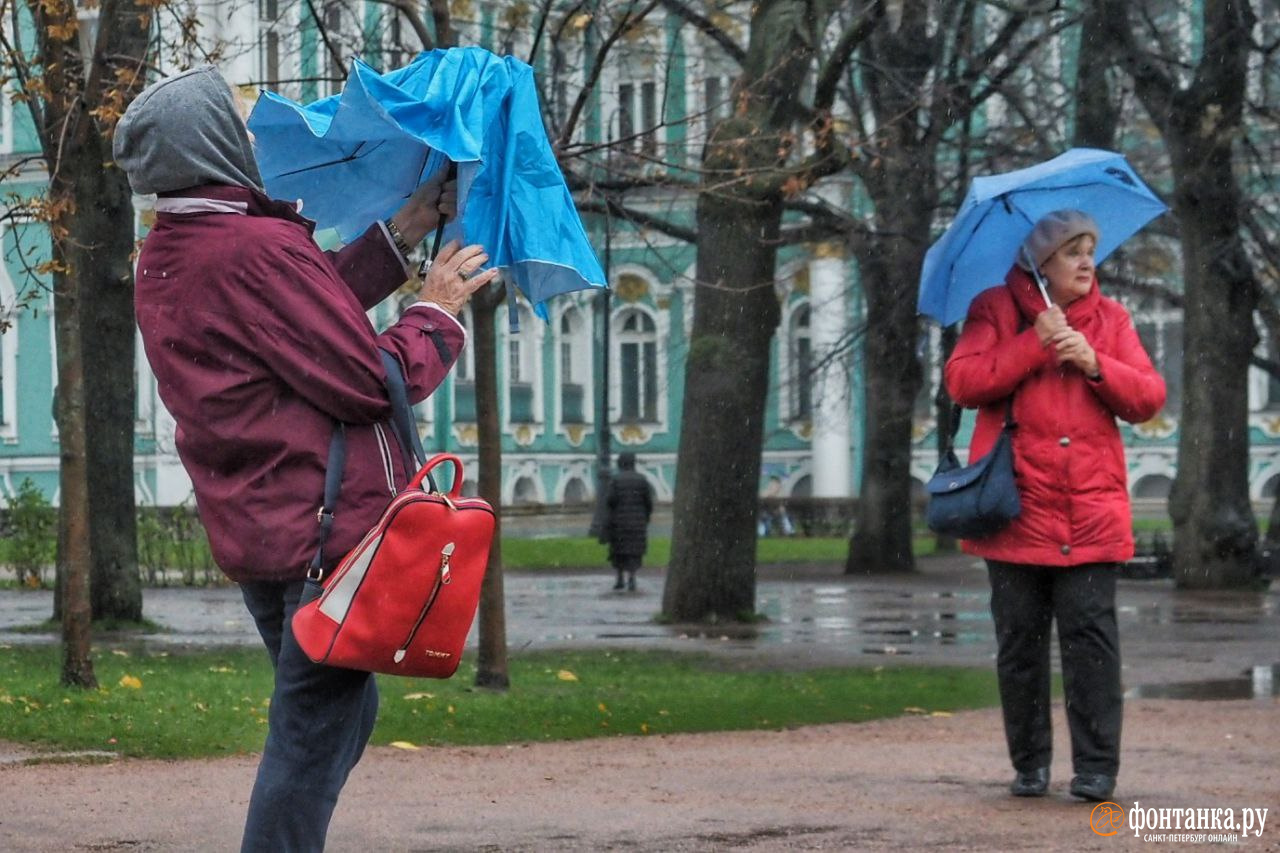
[292,454,493,678]
[292,350,494,678]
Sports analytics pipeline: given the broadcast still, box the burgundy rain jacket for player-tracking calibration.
[944,267,1166,567]
[135,184,464,582]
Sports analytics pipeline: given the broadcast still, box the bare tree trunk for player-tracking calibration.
[662,0,825,622]
[846,226,927,573]
[31,0,148,654]
[78,152,141,622]
[663,186,780,622]
[1098,0,1259,588]
[846,12,936,575]
[472,286,509,689]
[52,251,96,688]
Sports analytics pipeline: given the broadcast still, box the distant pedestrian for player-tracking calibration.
[603,453,654,591]
[945,210,1165,803]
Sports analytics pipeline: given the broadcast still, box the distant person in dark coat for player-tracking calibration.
[605,452,654,591]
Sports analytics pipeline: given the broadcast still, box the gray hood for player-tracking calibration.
[113,65,264,195]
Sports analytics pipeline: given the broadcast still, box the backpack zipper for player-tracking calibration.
[393,541,455,663]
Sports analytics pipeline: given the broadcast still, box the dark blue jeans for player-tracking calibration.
[239,580,379,853]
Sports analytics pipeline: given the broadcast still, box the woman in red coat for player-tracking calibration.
[945,210,1166,803]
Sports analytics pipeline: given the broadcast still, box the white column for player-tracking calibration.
[152,397,194,506]
[809,240,852,498]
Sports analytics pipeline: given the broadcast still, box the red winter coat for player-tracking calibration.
[136,184,465,583]
[944,267,1166,566]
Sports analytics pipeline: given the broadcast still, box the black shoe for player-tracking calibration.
[1069,773,1115,802]
[612,577,625,591]
[626,574,636,591]
[1010,767,1050,797]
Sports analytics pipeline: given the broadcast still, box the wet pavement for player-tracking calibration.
[1,555,1276,695]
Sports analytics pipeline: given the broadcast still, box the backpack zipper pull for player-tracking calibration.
[394,542,456,664]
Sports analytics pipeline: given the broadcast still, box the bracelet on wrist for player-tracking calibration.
[385,219,414,259]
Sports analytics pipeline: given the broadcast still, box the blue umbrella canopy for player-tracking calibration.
[248,47,606,321]
[918,148,1168,326]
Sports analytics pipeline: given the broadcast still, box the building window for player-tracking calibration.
[1133,304,1182,415]
[618,82,634,145]
[453,307,476,422]
[617,308,658,423]
[790,305,812,421]
[513,475,539,505]
[616,79,659,155]
[558,306,591,425]
[259,0,281,86]
[386,10,406,72]
[551,47,570,131]
[640,81,657,155]
[505,304,541,425]
[563,477,589,504]
[323,2,344,94]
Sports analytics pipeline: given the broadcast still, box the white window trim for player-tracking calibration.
[135,329,155,437]
[503,457,545,505]
[553,299,594,437]
[0,250,17,443]
[450,306,476,422]
[501,302,545,440]
[610,302,668,434]
[778,296,812,426]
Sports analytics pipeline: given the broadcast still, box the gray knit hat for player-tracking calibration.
[1016,209,1100,270]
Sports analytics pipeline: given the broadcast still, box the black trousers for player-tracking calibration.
[987,560,1122,776]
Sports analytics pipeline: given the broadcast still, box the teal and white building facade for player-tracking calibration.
[2,2,1278,512]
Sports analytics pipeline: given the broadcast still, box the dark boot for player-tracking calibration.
[626,572,636,591]
[612,571,625,591]
[1010,767,1050,797]
[1069,773,1115,802]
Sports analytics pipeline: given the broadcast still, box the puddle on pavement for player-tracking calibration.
[1127,665,1278,701]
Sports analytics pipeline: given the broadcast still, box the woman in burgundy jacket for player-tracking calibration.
[114,66,499,851]
[945,210,1166,804]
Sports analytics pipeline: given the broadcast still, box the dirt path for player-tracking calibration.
[2,698,1276,851]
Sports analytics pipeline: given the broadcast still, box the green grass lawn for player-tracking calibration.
[0,645,999,760]
[501,536,859,569]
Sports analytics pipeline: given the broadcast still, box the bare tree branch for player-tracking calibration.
[556,0,661,152]
[813,2,881,109]
[577,195,697,244]
[656,0,746,65]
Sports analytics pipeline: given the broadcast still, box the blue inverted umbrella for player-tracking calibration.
[248,47,606,322]
[918,148,1167,326]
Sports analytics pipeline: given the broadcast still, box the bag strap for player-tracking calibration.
[942,310,1029,453]
[308,352,436,578]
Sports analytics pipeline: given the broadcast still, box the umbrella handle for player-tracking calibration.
[428,160,459,261]
[1021,245,1053,310]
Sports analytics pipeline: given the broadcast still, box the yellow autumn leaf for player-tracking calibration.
[389,741,420,751]
[118,675,142,690]
[597,702,608,713]
[930,711,954,718]
[640,723,649,734]
[557,670,578,682]
[403,692,435,701]
[902,706,927,714]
